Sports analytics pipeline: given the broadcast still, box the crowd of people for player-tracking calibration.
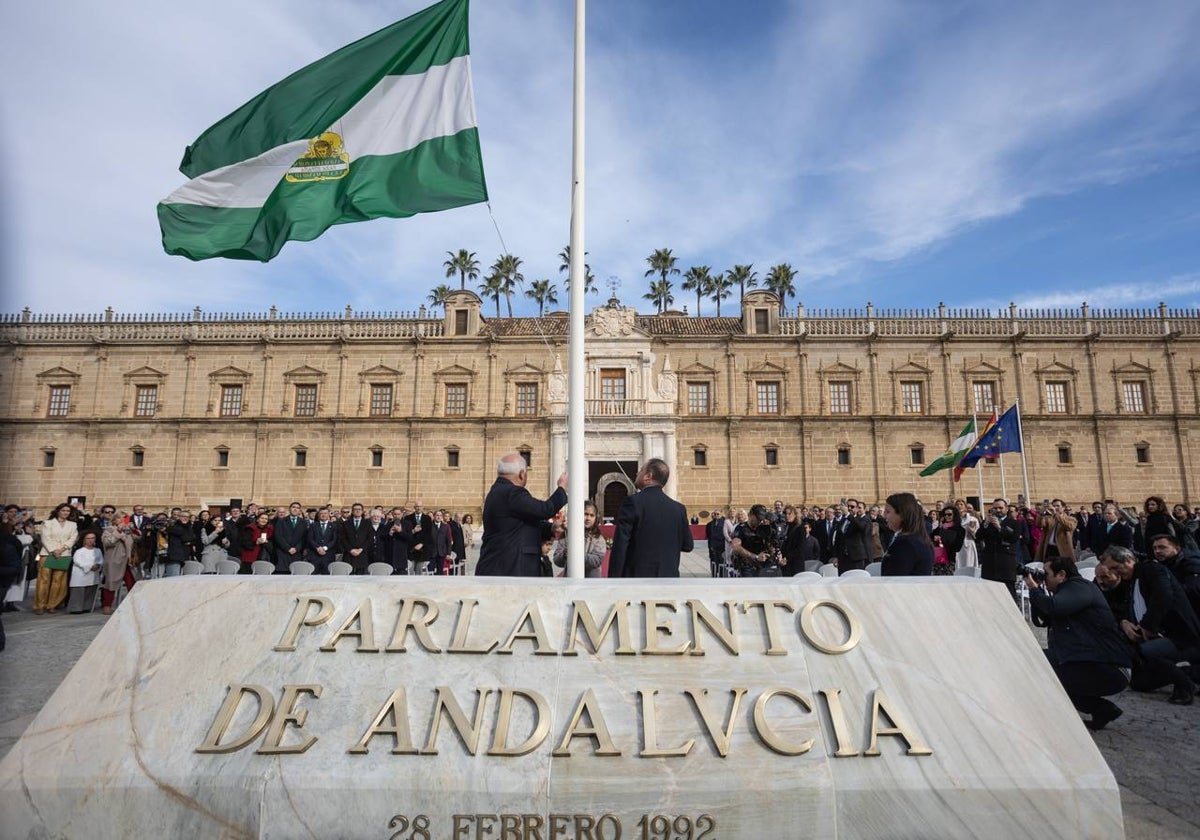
[3,486,1198,724]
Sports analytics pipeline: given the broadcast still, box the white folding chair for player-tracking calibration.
[839,569,871,579]
[794,571,822,582]
[328,561,353,576]
[804,560,822,573]
[1079,566,1096,581]
[818,563,838,578]
[954,565,981,577]
[215,559,241,575]
[289,561,315,576]
[367,562,393,576]
[865,562,882,577]
[251,560,275,576]
[1077,557,1099,569]
[181,560,203,576]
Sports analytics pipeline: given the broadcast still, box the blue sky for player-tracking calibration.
[1,0,1198,317]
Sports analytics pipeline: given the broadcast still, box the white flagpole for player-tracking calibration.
[974,411,984,506]
[566,0,586,579]
[1015,399,1031,504]
[999,447,1008,501]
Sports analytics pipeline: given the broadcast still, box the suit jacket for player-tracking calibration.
[608,485,694,578]
[840,515,871,567]
[403,513,432,562]
[1130,559,1200,648]
[476,479,568,577]
[429,522,453,559]
[305,519,338,561]
[448,520,466,566]
[814,518,840,563]
[273,515,309,558]
[381,520,411,573]
[338,518,372,571]
[976,515,1029,583]
[1092,521,1133,557]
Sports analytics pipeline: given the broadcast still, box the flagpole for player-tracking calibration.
[975,411,984,506]
[999,443,1008,501]
[1015,398,1031,504]
[565,0,586,579]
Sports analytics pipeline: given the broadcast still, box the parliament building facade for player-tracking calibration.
[2,291,1198,517]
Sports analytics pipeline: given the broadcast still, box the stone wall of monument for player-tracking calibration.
[1,295,1197,513]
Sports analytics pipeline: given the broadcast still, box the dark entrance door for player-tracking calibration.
[603,481,630,522]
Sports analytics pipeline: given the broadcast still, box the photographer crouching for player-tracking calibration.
[1026,556,1132,731]
[730,504,781,578]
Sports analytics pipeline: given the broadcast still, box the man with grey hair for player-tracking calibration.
[476,453,567,577]
[608,458,693,578]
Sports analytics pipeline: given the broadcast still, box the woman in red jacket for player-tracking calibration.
[239,512,274,573]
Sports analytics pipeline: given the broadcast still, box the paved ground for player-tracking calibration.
[2,544,1197,838]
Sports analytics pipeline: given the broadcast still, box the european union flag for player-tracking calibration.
[959,404,1022,469]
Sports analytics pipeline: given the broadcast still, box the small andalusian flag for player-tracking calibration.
[919,419,978,478]
[158,0,487,262]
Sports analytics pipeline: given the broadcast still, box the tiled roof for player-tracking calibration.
[636,316,744,336]
[482,317,568,337]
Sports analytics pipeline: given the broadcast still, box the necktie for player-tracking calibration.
[291,517,297,526]
[354,519,360,528]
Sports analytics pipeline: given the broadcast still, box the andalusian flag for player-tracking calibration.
[158,0,487,262]
[920,419,978,478]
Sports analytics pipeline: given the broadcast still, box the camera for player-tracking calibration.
[1019,561,1045,583]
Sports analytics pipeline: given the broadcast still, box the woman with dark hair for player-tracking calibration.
[1143,496,1177,542]
[933,506,966,575]
[35,503,77,614]
[881,492,934,576]
[781,505,819,575]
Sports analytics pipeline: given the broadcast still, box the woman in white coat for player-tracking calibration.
[68,531,102,614]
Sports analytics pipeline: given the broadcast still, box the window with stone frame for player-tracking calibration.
[1122,381,1147,414]
[1135,443,1150,464]
[445,383,468,416]
[47,385,71,417]
[837,445,851,466]
[515,383,538,416]
[1045,382,1068,414]
[829,381,851,414]
[220,385,242,417]
[687,381,711,415]
[765,446,779,466]
[693,446,708,467]
[369,384,393,417]
[901,381,924,414]
[294,384,318,417]
[756,381,780,414]
[972,381,996,414]
[135,385,158,417]
[131,448,145,468]
[370,447,384,468]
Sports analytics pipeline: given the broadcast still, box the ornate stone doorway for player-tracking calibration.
[595,470,636,522]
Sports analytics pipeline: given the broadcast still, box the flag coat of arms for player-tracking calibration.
[157,0,486,262]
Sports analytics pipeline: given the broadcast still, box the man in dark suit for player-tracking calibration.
[338,503,372,574]
[1092,504,1133,558]
[476,453,568,577]
[402,501,432,574]
[1101,545,1199,705]
[814,507,839,564]
[305,507,338,573]
[976,498,1030,603]
[383,507,411,574]
[427,510,454,575]
[608,459,694,578]
[273,502,309,570]
[446,512,466,575]
[839,500,871,573]
[1083,501,1106,553]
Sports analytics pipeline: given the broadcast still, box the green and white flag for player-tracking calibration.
[919,419,977,477]
[158,0,487,262]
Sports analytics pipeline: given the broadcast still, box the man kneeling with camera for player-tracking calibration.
[1026,556,1132,731]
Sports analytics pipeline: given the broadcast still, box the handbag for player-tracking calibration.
[933,545,949,566]
[43,553,72,572]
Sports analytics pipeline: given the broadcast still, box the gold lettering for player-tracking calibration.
[638,689,695,757]
[798,599,862,655]
[523,814,545,840]
[488,687,551,756]
[496,602,556,655]
[553,689,622,756]
[642,600,691,655]
[386,597,443,653]
[349,687,418,754]
[451,815,471,838]
[752,687,815,756]
[447,599,499,654]
[741,600,796,655]
[274,596,334,651]
[196,684,275,754]
[423,686,493,755]
[818,688,860,757]
[257,684,321,754]
[684,687,747,757]
[563,599,635,655]
[319,598,379,652]
[686,600,740,656]
[501,814,525,840]
[864,689,933,756]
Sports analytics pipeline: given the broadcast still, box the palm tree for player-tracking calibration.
[681,265,714,317]
[427,284,454,313]
[443,249,480,291]
[644,248,680,288]
[709,270,734,316]
[525,279,559,316]
[764,263,798,314]
[643,278,675,314]
[478,271,506,318]
[488,254,524,317]
[727,264,757,302]
[558,245,596,294]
